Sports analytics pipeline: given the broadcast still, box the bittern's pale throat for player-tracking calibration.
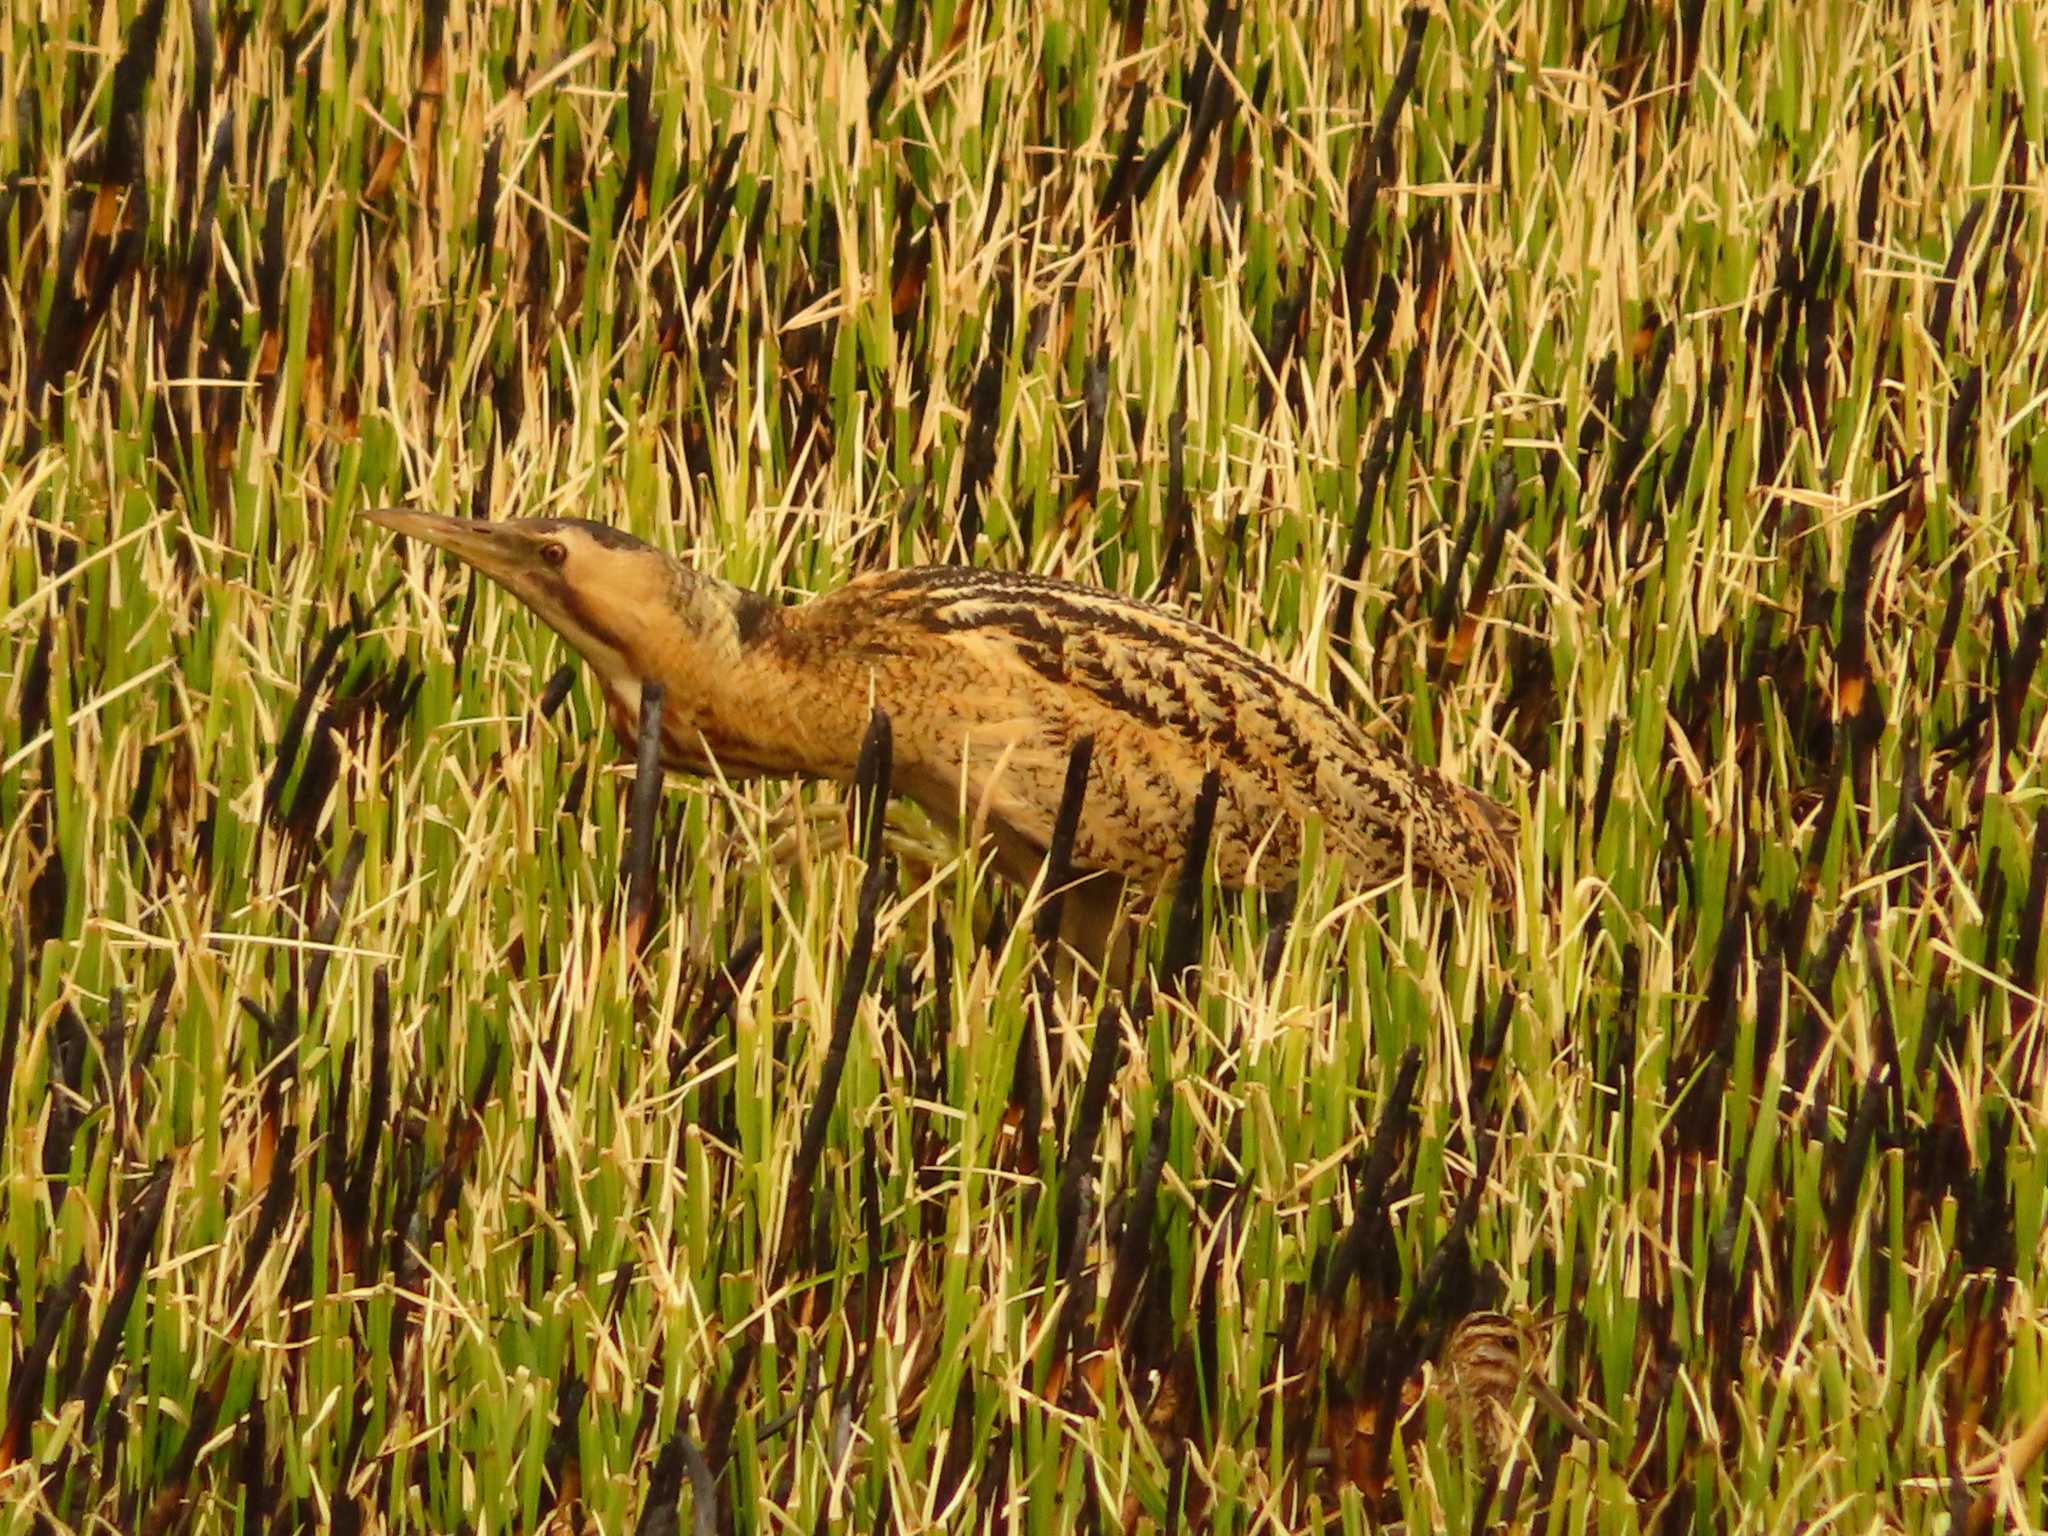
[363,507,1516,918]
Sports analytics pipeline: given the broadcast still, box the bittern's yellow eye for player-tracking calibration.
[539,541,568,568]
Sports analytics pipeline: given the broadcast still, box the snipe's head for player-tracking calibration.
[362,507,768,694]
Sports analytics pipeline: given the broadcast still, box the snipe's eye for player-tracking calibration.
[539,541,568,568]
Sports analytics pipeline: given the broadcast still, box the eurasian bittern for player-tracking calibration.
[363,509,1515,947]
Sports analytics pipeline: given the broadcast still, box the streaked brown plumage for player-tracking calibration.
[363,509,1516,939]
[1429,1311,1595,1468]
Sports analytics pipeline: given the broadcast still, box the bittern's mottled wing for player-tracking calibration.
[797,567,1516,900]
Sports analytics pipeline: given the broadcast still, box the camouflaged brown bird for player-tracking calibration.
[1421,1311,1597,1469]
[364,509,1516,947]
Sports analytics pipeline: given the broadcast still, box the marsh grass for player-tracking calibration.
[2,0,2046,1530]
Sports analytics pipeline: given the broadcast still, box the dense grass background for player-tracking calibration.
[4,0,2047,1529]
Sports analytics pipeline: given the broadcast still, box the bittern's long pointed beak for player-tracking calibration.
[360,506,529,585]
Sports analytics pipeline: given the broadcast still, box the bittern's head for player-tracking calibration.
[362,507,767,687]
